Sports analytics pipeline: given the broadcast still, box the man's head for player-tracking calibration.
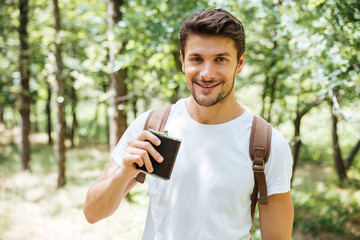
[179,8,245,61]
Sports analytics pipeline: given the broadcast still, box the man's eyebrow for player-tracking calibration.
[187,52,232,57]
[188,53,201,57]
[215,52,231,56]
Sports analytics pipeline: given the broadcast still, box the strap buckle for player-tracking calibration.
[252,147,265,172]
[252,160,265,172]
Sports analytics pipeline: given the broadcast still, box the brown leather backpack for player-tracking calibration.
[134,105,272,222]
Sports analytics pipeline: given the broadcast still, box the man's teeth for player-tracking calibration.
[199,83,217,88]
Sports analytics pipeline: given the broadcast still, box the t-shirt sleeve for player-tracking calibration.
[264,128,293,196]
[111,111,151,166]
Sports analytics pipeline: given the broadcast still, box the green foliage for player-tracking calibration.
[0,1,19,108]
[0,142,18,177]
[117,0,210,107]
[1,0,360,237]
[292,163,360,237]
[74,100,109,144]
[293,188,360,234]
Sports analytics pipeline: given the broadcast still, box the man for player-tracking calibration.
[84,8,294,240]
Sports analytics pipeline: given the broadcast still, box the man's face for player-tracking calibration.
[181,34,245,107]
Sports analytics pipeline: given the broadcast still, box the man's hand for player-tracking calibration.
[83,130,164,224]
[122,130,164,177]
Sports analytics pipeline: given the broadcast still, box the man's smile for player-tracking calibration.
[195,81,221,90]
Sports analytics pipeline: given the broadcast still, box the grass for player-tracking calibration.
[0,124,359,240]
[0,126,148,240]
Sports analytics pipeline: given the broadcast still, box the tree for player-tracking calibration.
[107,0,128,152]
[18,0,31,171]
[119,0,209,114]
[329,89,360,182]
[52,0,66,188]
[46,80,52,144]
[313,0,360,182]
[0,1,18,129]
[69,73,78,148]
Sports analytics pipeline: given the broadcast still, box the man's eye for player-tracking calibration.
[191,57,202,62]
[216,57,226,62]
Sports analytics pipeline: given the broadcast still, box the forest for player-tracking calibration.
[0,0,359,239]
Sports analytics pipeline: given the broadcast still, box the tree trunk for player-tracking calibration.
[330,107,347,181]
[290,97,320,184]
[260,77,269,119]
[70,75,77,148]
[107,0,127,152]
[52,0,66,188]
[261,76,277,123]
[131,95,138,118]
[291,114,302,183]
[107,0,132,202]
[46,81,52,144]
[18,0,31,171]
[69,44,77,148]
[170,50,182,104]
[0,108,5,124]
[32,104,39,132]
[267,77,277,123]
[109,69,128,151]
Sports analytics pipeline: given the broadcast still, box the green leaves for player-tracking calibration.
[293,187,360,233]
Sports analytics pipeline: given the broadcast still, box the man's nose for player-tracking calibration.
[200,62,216,81]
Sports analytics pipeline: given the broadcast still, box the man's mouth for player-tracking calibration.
[196,82,221,89]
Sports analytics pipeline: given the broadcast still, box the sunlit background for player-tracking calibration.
[0,0,359,239]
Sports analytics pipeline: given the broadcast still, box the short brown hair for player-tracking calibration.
[179,9,246,61]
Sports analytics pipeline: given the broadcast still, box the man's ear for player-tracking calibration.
[235,53,245,74]
[180,50,185,73]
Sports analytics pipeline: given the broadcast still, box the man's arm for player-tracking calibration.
[83,130,163,224]
[259,191,294,240]
[83,160,137,224]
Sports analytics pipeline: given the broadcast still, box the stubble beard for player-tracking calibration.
[190,76,235,107]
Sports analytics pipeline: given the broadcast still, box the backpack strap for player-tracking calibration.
[134,105,173,183]
[249,115,272,220]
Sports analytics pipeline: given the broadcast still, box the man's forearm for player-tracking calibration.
[83,163,134,223]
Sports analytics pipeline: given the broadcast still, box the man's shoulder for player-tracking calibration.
[267,127,293,168]
[271,128,290,149]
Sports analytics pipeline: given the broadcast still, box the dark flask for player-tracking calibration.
[136,129,181,180]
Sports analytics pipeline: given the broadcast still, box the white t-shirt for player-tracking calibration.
[111,99,293,240]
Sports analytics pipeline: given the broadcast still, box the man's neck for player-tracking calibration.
[185,96,245,125]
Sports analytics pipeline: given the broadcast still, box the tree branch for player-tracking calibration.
[345,139,360,170]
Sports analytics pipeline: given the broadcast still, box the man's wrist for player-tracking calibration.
[115,164,138,182]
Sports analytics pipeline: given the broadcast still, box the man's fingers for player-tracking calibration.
[123,153,143,168]
[138,148,154,173]
[123,130,164,174]
[124,150,153,173]
[128,139,164,163]
[137,130,161,146]
[127,143,159,173]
